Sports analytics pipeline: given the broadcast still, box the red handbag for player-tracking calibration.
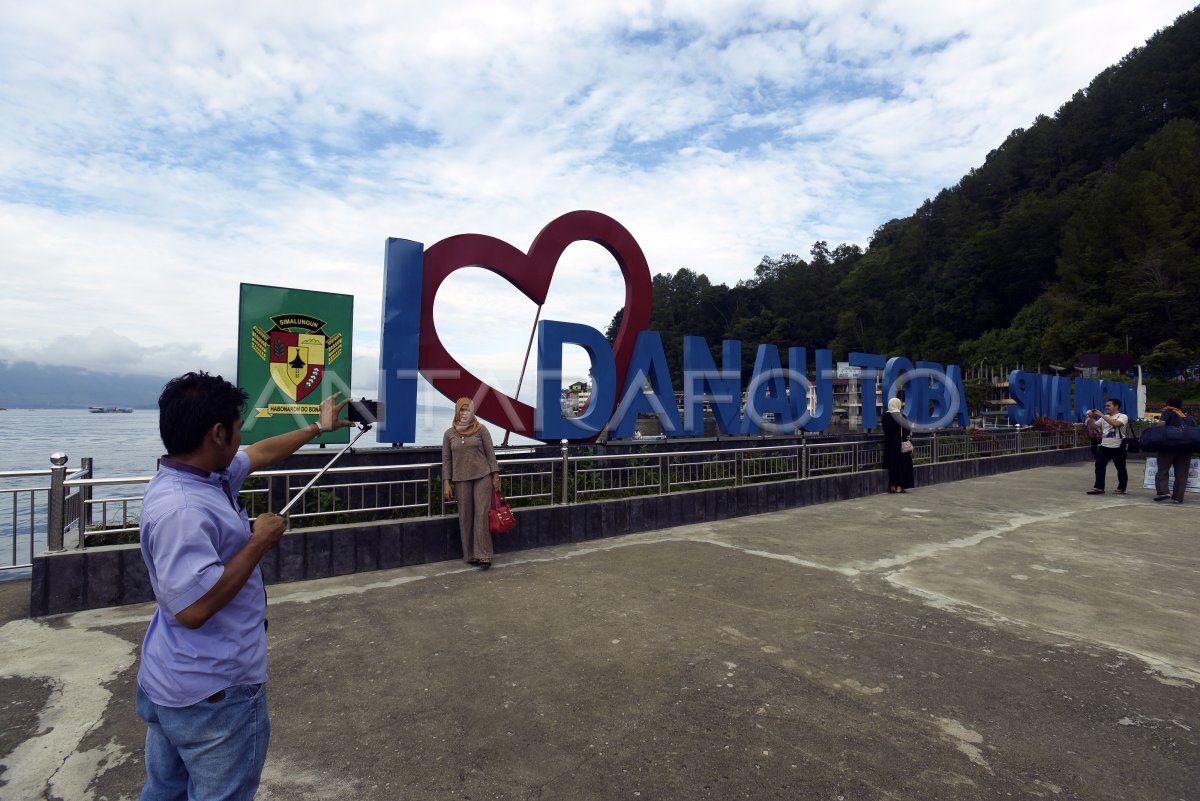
[488,488,516,534]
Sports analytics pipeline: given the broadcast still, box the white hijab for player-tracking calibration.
[887,397,911,431]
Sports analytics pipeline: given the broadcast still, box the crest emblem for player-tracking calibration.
[251,314,343,402]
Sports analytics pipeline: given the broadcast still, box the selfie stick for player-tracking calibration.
[279,422,372,517]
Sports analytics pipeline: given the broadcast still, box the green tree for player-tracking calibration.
[1142,339,1196,376]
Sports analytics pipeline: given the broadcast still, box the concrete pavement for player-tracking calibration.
[1,461,1197,800]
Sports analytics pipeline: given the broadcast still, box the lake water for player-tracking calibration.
[1,409,166,477]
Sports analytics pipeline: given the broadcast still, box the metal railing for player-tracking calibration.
[1,457,92,570]
[1,427,1089,570]
[70,475,152,544]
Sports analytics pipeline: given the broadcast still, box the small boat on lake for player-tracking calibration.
[88,406,133,413]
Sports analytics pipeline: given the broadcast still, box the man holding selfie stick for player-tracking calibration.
[136,371,351,801]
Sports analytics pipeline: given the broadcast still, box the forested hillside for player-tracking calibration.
[613,6,1200,380]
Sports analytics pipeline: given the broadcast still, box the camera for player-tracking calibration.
[347,398,380,425]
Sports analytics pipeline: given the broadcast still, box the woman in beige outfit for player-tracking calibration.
[442,398,501,568]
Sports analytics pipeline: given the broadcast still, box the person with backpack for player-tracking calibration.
[1153,397,1193,504]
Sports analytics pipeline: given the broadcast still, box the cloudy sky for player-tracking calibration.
[1,0,1193,406]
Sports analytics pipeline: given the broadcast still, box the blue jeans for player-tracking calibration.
[137,683,270,801]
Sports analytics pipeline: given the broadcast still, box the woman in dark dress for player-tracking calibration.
[881,397,914,493]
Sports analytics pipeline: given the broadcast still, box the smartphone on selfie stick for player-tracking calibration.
[279,398,380,517]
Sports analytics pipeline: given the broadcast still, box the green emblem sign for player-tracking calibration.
[237,283,353,444]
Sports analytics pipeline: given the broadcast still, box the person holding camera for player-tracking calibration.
[1086,398,1129,495]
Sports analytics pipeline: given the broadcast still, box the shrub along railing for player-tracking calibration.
[0,426,1092,571]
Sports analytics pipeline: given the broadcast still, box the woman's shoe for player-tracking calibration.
[478,559,492,569]
[468,558,480,565]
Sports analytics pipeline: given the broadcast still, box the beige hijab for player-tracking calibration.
[452,397,482,437]
[887,397,911,430]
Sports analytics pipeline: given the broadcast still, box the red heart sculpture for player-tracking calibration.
[419,210,652,440]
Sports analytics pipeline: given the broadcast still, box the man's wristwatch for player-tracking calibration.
[312,420,327,435]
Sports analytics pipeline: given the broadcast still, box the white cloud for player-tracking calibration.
[0,327,230,378]
[0,0,1193,402]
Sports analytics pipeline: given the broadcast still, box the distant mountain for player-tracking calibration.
[615,6,1200,379]
[0,362,169,409]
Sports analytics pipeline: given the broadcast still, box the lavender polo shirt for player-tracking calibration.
[137,451,267,707]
